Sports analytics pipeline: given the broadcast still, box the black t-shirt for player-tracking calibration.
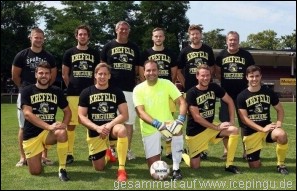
[177,44,215,92]
[62,47,100,96]
[237,86,279,136]
[100,40,141,91]
[79,85,126,138]
[21,85,68,140]
[13,48,56,91]
[216,48,255,100]
[141,47,177,81]
[186,83,225,136]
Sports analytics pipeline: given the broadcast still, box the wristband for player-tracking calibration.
[177,115,186,123]
[152,119,161,128]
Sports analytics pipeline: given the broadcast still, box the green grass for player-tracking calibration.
[1,103,296,190]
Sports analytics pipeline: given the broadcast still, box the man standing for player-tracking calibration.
[12,27,57,167]
[177,24,215,158]
[140,27,178,159]
[21,61,71,181]
[133,60,187,180]
[100,21,141,160]
[62,24,100,164]
[177,24,215,92]
[215,31,255,159]
[237,65,288,174]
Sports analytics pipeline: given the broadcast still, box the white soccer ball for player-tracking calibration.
[150,160,170,180]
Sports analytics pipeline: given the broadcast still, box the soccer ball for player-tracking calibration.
[150,160,170,180]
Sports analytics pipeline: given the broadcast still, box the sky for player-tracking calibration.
[43,1,296,42]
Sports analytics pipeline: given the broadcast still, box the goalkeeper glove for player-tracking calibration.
[152,119,173,138]
[167,115,186,135]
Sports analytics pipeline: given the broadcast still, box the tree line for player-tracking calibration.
[1,1,296,75]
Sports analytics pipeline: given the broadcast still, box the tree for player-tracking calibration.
[104,1,142,46]
[139,1,190,53]
[240,30,280,50]
[203,28,226,49]
[1,1,44,74]
[43,1,108,67]
[279,29,296,50]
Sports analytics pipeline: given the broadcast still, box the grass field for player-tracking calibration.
[1,103,296,190]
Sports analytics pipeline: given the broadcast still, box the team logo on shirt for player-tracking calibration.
[119,54,128,63]
[228,63,238,72]
[194,58,203,66]
[254,103,263,113]
[157,61,165,69]
[38,102,49,113]
[79,61,88,70]
[27,57,44,69]
[203,101,209,110]
[97,102,108,113]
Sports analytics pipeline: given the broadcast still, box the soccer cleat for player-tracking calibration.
[225,165,241,174]
[127,150,136,160]
[277,165,289,175]
[59,169,70,181]
[66,155,74,164]
[172,169,183,180]
[15,160,27,167]
[106,148,117,162]
[166,153,172,160]
[200,151,208,160]
[117,169,127,182]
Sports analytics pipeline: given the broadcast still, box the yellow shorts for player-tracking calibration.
[186,127,222,158]
[67,96,79,125]
[243,132,269,155]
[23,130,49,158]
[86,133,109,155]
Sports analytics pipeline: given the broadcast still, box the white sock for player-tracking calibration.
[171,135,183,170]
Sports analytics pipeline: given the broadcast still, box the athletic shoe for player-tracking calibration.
[277,165,289,175]
[66,155,74,164]
[42,158,54,166]
[117,169,127,182]
[166,153,172,160]
[15,160,27,167]
[172,169,183,180]
[127,150,136,160]
[200,151,208,160]
[106,148,117,162]
[225,165,241,174]
[59,169,70,181]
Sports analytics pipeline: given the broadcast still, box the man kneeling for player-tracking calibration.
[78,63,129,182]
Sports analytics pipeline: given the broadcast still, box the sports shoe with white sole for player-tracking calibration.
[59,169,70,181]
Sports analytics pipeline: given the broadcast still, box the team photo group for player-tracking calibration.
[11,20,289,183]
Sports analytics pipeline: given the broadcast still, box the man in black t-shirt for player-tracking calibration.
[62,24,100,164]
[21,62,71,181]
[237,65,288,175]
[215,31,255,160]
[12,27,57,167]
